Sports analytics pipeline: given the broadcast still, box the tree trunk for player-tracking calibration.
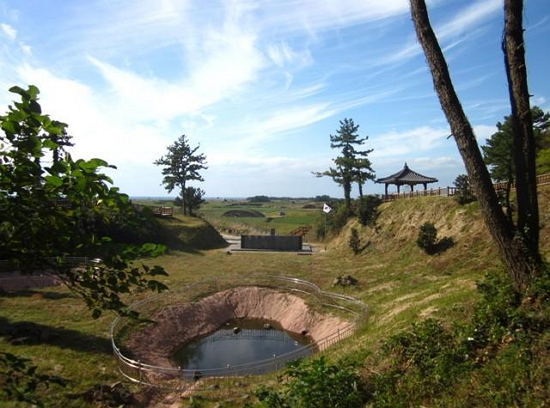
[502,0,540,263]
[180,182,186,216]
[409,0,538,292]
[344,177,352,208]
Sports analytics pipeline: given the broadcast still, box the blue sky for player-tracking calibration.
[1,0,549,198]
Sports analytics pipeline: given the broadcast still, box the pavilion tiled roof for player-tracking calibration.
[376,163,438,185]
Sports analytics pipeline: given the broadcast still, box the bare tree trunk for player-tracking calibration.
[344,177,352,209]
[502,0,540,262]
[180,182,187,216]
[409,0,538,292]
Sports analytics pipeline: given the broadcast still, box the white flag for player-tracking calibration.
[323,203,332,213]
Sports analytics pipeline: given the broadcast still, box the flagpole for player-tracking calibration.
[324,212,327,251]
[322,203,332,251]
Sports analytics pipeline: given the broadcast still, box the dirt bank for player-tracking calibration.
[127,286,352,367]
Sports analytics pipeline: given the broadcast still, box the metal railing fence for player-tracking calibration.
[110,276,368,396]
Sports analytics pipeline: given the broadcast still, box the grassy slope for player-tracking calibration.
[1,188,549,407]
[155,214,228,251]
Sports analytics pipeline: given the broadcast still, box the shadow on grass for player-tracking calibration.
[0,316,111,354]
[0,289,76,300]
[424,237,455,255]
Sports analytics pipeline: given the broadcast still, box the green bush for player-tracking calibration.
[416,222,438,254]
[255,357,365,408]
[357,195,382,226]
[362,269,550,407]
[349,228,361,254]
[314,202,351,239]
[453,174,476,205]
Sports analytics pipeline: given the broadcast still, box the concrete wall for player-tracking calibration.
[241,235,302,251]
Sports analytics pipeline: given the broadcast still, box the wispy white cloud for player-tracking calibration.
[376,0,502,66]
[267,42,313,68]
[62,0,190,59]
[371,126,450,158]
[256,0,409,36]
[14,64,169,168]
[474,124,497,143]
[436,0,501,39]
[1,22,16,40]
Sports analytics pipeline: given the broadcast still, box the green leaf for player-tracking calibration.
[9,85,28,98]
[44,175,63,188]
[42,139,59,150]
[1,120,18,134]
[29,100,42,114]
[23,134,43,156]
[27,85,40,100]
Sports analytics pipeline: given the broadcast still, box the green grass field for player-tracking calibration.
[134,197,324,237]
[200,199,323,236]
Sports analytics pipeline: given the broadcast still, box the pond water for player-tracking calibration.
[171,318,313,375]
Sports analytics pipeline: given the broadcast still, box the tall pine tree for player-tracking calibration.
[315,118,375,207]
[154,135,207,216]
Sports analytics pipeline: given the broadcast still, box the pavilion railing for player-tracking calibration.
[382,172,550,202]
[133,204,174,217]
[383,187,457,201]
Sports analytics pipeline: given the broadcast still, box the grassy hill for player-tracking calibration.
[1,188,549,407]
[154,214,228,252]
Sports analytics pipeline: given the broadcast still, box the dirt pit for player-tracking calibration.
[127,286,352,367]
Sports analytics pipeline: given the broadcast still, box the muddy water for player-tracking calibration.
[171,318,313,373]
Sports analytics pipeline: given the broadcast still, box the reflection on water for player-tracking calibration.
[171,318,313,374]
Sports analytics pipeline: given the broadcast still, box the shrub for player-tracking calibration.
[453,174,476,205]
[363,269,550,407]
[255,357,365,408]
[349,228,361,254]
[416,222,438,254]
[357,195,382,226]
[314,202,351,240]
[248,195,271,203]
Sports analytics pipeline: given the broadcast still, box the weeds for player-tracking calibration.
[362,269,550,407]
[255,357,365,408]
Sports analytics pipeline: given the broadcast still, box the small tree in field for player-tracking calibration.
[349,228,361,255]
[417,222,438,254]
[184,186,205,216]
[453,174,476,205]
[154,135,207,216]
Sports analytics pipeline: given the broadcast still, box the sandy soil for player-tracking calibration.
[127,286,351,367]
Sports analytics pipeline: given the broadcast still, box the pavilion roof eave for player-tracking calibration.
[375,163,438,185]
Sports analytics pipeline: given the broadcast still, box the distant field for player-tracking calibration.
[200,199,323,237]
[133,197,325,238]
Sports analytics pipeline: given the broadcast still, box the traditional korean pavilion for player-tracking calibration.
[376,163,438,196]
